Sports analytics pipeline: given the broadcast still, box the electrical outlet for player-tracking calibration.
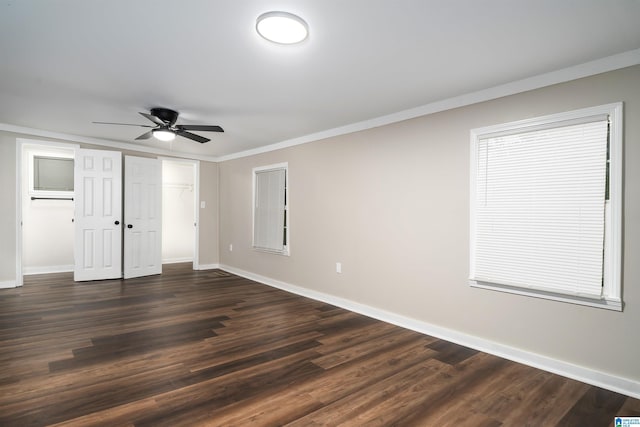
[336,262,342,274]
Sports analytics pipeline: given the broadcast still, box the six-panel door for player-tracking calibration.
[74,149,123,281]
[123,155,162,279]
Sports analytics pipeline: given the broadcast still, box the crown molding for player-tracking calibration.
[218,48,640,162]
[2,49,638,163]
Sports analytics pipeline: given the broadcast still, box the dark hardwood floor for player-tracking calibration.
[0,263,638,426]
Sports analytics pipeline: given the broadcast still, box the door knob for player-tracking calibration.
[115,220,120,225]
[127,224,133,228]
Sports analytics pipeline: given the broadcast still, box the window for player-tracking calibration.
[33,156,74,191]
[253,163,289,255]
[469,103,622,310]
[29,153,74,198]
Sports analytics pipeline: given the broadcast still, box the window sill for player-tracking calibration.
[469,280,622,311]
[253,246,290,256]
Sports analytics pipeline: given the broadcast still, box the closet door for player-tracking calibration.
[123,156,162,279]
[74,149,122,281]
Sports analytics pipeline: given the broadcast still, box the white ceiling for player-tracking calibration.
[1,0,639,160]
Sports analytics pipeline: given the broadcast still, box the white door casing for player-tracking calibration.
[124,156,162,279]
[74,148,122,281]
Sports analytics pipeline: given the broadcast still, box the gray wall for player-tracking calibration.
[198,161,219,266]
[1,65,637,383]
[0,132,18,282]
[217,65,640,382]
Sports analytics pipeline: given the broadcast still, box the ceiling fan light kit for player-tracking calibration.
[256,11,308,44]
[152,128,176,142]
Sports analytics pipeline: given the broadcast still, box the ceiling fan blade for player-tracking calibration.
[176,129,210,143]
[175,124,224,132]
[93,121,153,128]
[139,112,166,126]
[135,131,154,140]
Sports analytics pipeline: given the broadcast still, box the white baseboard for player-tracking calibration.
[162,258,194,264]
[219,264,640,399]
[23,265,74,275]
[194,263,220,271]
[0,280,17,289]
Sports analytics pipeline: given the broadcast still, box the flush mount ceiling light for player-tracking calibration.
[153,128,176,142]
[256,11,308,44]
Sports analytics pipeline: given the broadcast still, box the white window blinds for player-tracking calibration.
[254,167,287,252]
[471,118,609,298]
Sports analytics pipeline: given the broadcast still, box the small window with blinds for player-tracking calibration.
[253,163,289,255]
[469,103,622,311]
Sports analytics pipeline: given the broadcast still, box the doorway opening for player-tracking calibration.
[15,141,201,286]
[17,140,79,283]
[161,159,199,269]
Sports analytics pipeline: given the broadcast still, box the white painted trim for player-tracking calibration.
[0,280,17,289]
[469,103,623,310]
[23,265,74,275]
[194,160,201,270]
[217,49,640,161]
[219,264,640,400]
[28,150,74,199]
[194,263,220,270]
[159,157,200,271]
[15,138,23,288]
[252,163,290,256]
[161,258,194,265]
[608,103,624,302]
[16,139,81,288]
[470,103,622,137]
[1,50,638,163]
[470,281,622,311]
[0,123,218,162]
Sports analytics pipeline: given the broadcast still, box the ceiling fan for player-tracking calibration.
[93,108,224,143]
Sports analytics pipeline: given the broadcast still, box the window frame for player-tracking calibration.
[252,162,289,256]
[469,103,623,311]
[28,151,75,199]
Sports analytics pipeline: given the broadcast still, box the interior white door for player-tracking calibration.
[124,156,162,279]
[74,149,122,281]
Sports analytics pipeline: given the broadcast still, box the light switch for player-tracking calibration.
[200,201,206,209]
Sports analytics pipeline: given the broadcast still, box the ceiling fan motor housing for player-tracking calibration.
[150,108,179,125]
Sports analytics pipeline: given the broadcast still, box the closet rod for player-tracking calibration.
[30,197,74,201]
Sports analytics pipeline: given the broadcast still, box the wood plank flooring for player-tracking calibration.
[0,263,638,426]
